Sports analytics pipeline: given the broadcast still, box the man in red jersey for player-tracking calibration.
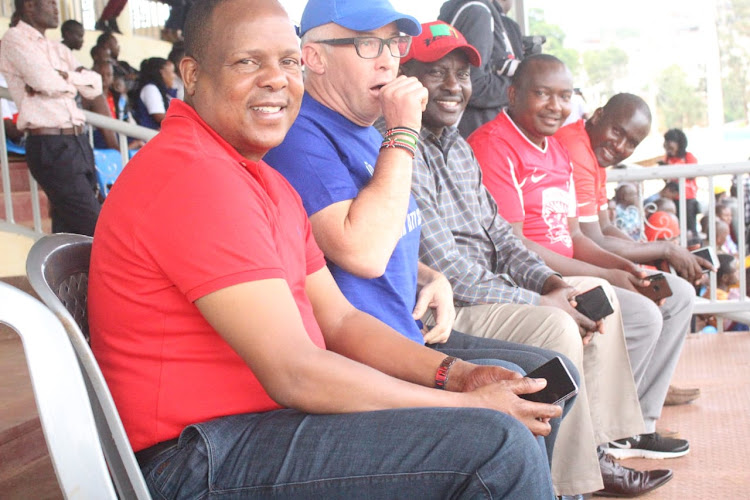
[555,93,710,408]
[470,54,693,496]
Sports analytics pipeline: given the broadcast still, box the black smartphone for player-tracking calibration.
[574,285,614,322]
[519,356,579,406]
[691,246,719,272]
[637,273,673,302]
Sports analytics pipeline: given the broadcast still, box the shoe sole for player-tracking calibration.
[603,447,690,460]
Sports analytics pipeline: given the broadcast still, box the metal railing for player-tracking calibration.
[609,161,750,324]
[0,86,156,233]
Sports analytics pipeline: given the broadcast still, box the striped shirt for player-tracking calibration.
[411,125,557,306]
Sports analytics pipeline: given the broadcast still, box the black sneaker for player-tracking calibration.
[604,432,689,459]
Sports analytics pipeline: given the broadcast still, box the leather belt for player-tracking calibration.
[27,125,84,136]
[135,437,180,467]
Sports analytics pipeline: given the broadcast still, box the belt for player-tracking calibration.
[135,437,180,467]
[27,125,84,136]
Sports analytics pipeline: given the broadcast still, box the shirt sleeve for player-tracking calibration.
[0,30,76,99]
[567,172,578,217]
[470,132,526,223]
[565,136,599,222]
[67,69,102,100]
[412,149,542,306]
[140,84,166,114]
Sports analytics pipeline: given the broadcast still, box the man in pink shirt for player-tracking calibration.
[1,0,102,235]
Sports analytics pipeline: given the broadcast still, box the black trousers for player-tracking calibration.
[25,134,101,236]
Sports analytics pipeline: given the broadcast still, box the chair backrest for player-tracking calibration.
[93,149,124,198]
[26,233,151,500]
[0,282,117,499]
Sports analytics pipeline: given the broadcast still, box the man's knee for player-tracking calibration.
[534,306,583,355]
[664,273,695,313]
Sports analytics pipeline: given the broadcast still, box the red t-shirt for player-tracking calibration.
[554,120,607,223]
[667,152,698,199]
[469,110,577,258]
[89,100,326,452]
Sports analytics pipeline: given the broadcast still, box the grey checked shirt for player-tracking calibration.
[411,125,557,306]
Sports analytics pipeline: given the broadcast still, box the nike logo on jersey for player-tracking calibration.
[531,172,547,183]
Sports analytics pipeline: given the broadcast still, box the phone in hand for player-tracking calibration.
[519,356,579,406]
[637,273,673,302]
[691,246,719,272]
[574,285,614,322]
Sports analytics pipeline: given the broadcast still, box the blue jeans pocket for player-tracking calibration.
[145,429,210,499]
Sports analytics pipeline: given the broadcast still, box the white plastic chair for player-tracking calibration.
[0,281,117,499]
[25,233,151,500]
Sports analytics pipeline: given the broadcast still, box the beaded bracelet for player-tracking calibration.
[435,355,458,390]
[381,126,419,158]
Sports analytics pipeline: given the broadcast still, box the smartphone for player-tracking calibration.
[637,273,673,302]
[519,356,579,406]
[574,285,614,322]
[691,246,719,272]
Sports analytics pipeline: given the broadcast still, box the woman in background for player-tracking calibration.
[662,128,699,238]
[132,57,176,131]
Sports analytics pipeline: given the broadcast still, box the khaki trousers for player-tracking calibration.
[427,276,644,496]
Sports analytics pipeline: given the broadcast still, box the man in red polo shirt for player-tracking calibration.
[87,0,562,497]
[470,55,693,486]
[555,93,710,407]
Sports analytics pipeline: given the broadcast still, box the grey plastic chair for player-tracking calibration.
[0,281,117,499]
[26,233,151,500]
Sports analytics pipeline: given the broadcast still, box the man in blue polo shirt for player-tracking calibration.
[265,0,587,470]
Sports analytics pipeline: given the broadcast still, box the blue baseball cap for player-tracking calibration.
[298,0,421,38]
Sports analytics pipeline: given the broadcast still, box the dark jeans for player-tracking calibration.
[430,331,578,465]
[25,134,100,236]
[141,408,555,499]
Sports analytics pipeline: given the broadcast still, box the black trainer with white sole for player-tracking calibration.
[604,432,690,459]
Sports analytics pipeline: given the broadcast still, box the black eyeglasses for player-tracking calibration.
[313,36,412,59]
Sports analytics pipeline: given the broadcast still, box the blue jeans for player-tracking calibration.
[142,407,555,499]
[430,330,579,465]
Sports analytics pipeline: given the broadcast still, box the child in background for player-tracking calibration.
[614,182,644,241]
[701,253,748,331]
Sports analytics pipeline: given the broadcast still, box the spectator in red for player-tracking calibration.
[663,128,699,237]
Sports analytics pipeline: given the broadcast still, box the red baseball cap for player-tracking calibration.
[401,21,481,67]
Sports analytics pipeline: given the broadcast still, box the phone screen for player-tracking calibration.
[519,356,579,405]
